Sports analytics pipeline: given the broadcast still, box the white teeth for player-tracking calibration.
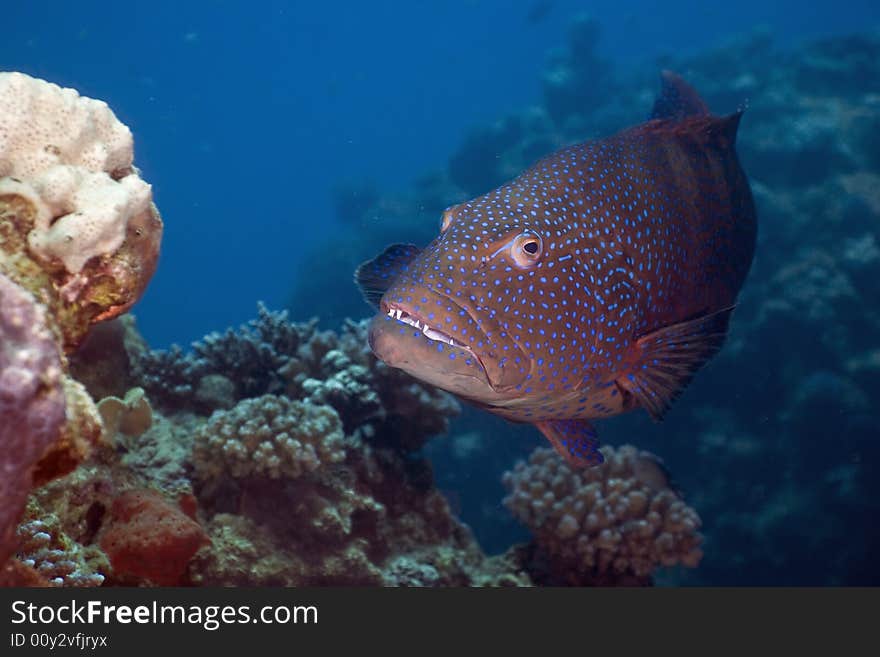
[387,306,464,349]
[423,326,452,345]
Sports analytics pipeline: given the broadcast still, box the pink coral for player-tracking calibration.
[0,273,66,569]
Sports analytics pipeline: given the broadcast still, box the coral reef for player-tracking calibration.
[503,446,702,585]
[11,306,514,587]
[0,73,162,579]
[133,305,319,409]
[6,24,880,587]
[190,420,530,586]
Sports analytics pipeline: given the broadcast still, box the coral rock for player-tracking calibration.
[0,72,162,350]
[0,273,66,569]
[31,377,104,487]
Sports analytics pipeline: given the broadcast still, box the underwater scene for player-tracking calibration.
[1,1,879,587]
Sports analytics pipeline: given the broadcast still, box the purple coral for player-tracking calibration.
[0,273,66,568]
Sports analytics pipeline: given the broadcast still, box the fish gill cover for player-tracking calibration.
[1,12,879,587]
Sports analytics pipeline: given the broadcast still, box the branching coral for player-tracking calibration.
[296,319,461,451]
[503,445,703,585]
[133,305,317,409]
[16,516,106,587]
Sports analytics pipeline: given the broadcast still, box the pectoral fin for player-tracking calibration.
[617,305,734,420]
[354,243,421,308]
[535,419,604,468]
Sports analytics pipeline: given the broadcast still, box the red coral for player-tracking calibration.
[100,489,208,586]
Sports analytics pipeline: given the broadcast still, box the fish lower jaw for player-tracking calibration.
[384,304,468,349]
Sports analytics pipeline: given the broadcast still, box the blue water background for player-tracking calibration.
[3,0,878,348]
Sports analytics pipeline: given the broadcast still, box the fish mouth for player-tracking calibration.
[379,297,489,375]
[372,287,528,394]
[381,303,468,348]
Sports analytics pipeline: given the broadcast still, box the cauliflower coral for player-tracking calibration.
[191,395,346,481]
[503,445,703,585]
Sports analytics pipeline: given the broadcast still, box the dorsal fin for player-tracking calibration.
[617,306,734,420]
[709,110,744,146]
[354,243,421,308]
[650,70,710,121]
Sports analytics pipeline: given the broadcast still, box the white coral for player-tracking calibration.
[0,71,153,274]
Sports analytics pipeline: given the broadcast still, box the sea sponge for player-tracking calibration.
[0,72,162,350]
[191,394,346,481]
[503,445,703,585]
[99,489,208,586]
[97,387,153,438]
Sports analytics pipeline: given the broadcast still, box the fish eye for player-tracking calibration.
[440,208,454,232]
[511,231,543,267]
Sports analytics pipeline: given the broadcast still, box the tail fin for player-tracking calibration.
[650,70,709,121]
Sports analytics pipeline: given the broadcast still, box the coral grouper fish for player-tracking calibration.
[356,72,756,467]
